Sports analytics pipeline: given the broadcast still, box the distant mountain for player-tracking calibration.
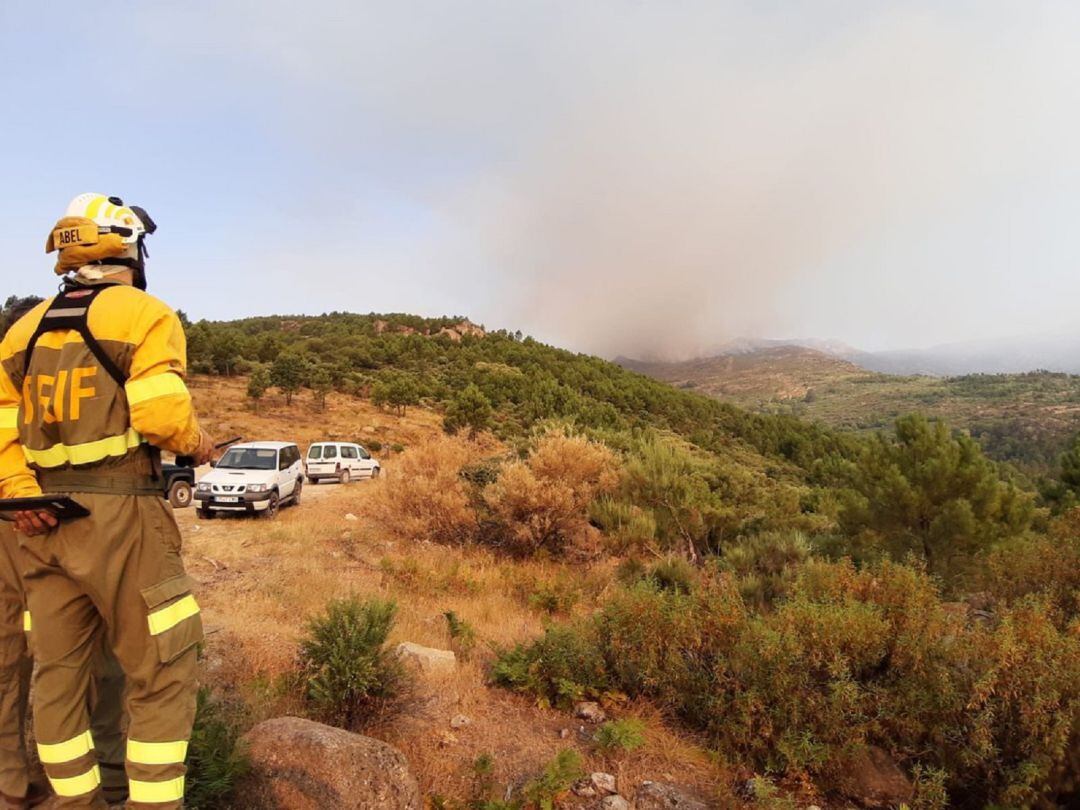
[619,345,1080,471]
[645,333,1080,377]
[839,334,1080,376]
[618,345,870,404]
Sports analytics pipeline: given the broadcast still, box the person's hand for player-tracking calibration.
[13,510,57,537]
[193,429,216,466]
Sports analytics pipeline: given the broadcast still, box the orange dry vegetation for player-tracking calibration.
[368,434,497,545]
[482,434,619,555]
[182,376,728,804]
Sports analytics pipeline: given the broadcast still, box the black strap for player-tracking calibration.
[23,284,128,388]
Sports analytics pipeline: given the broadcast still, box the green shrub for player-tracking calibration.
[494,561,1080,806]
[298,597,402,728]
[521,749,583,810]
[430,749,584,810]
[980,509,1080,626]
[184,688,249,810]
[526,582,579,615]
[444,610,478,659]
[614,556,648,586]
[491,622,609,708]
[646,556,697,594]
[590,497,657,552]
[718,531,811,610]
[459,458,503,488]
[594,718,646,753]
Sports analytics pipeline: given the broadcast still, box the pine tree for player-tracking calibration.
[311,367,333,412]
[839,414,1035,579]
[443,383,493,437]
[246,366,270,412]
[270,354,306,406]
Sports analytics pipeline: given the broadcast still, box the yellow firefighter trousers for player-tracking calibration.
[0,528,127,803]
[18,493,202,810]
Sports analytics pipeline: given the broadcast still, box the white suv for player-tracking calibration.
[306,442,380,484]
[195,441,304,519]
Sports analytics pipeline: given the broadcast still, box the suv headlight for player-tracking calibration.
[246,484,268,493]
[196,483,211,492]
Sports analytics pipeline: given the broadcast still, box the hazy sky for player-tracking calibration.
[3,1,1079,358]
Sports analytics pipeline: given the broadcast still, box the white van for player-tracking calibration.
[194,441,304,518]
[306,442,381,484]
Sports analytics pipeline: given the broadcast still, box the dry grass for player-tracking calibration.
[181,377,727,804]
[186,373,443,458]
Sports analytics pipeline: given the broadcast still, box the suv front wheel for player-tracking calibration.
[262,491,280,519]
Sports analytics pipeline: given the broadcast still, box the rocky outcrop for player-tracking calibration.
[436,320,487,342]
[239,716,421,810]
[835,745,914,808]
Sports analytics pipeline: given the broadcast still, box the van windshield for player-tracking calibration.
[217,448,277,470]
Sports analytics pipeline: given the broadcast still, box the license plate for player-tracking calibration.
[217,496,239,503]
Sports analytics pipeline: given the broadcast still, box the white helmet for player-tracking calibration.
[64,193,151,245]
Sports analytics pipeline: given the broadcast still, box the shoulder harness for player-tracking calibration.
[23,283,127,387]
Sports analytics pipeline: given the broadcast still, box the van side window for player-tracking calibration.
[357,447,371,459]
[341,446,358,459]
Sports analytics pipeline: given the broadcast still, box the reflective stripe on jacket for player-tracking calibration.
[0,283,202,498]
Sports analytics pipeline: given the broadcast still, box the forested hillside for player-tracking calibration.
[182,312,855,469]
[624,347,1080,474]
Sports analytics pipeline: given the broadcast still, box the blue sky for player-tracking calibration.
[3,1,1079,358]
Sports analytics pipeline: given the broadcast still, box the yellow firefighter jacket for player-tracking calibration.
[0,282,202,499]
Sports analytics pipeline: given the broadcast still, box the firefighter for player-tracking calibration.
[0,193,215,808]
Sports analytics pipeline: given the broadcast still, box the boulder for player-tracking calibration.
[602,796,631,810]
[239,716,421,810]
[450,714,472,729]
[395,641,457,673]
[634,781,710,810]
[835,746,914,809]
[590,772,618,795]
[574,701,607,723]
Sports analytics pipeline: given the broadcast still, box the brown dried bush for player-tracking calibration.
[482,434,619,556]
[368,435,481,544]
